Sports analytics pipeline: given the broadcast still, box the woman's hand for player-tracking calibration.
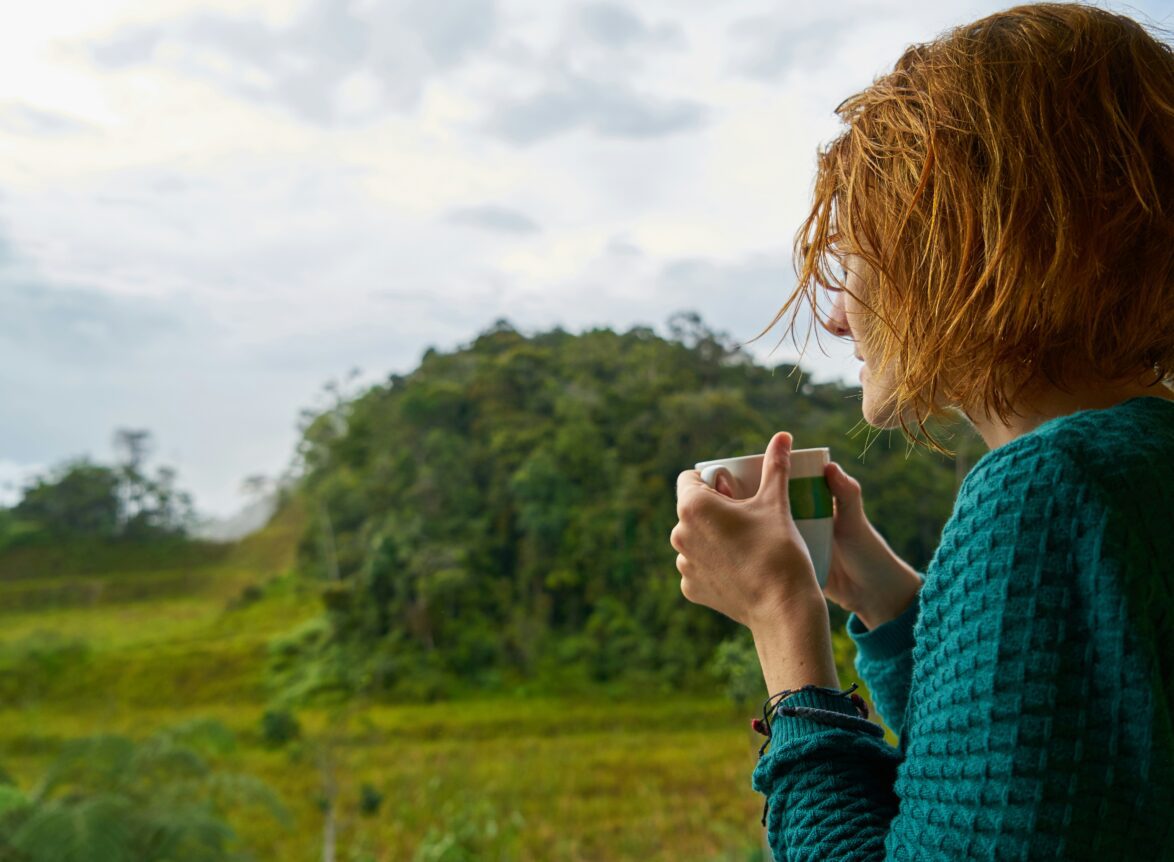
[821,461,922,630]
[671,431,824,628]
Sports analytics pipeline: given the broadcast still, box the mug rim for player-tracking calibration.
[694,446,828,471]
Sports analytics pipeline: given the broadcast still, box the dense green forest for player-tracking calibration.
[0,314,986,708]
[280,314,985,704]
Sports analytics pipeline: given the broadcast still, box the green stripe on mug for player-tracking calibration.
[789,476,833,520]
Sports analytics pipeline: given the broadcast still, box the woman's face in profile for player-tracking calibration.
[828,255,901,429]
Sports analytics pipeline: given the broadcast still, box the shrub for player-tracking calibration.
[358,783,384,817]
[0,719,288,861]
[259,709,301,748]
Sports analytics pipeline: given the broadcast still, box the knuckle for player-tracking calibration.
[677,494,704,521]
[834,465,862,496]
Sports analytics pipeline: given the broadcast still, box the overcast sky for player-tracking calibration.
[2,0,1170,518]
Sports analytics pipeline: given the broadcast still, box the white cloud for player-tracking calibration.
[485,74,707,144]
[0,103,93,136]
[88,0,501,125]
[574,3,682,49]
[3,0,1167,517]
[446,204,541,233]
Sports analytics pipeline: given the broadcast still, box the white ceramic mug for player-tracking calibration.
[693,448,834,588]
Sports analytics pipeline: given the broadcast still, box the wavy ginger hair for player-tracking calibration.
[760,3,1174,452]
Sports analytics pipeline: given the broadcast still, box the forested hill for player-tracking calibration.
[283,316,983,700]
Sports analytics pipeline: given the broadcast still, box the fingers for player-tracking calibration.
[825,462,863,515]
[755,431,792,511]
[678,565,696,603]
[675,552,694,606]
[675,468,705,503]
[676,467,737,519]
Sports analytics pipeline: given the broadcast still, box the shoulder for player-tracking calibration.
[950,429,1084,545]
[937,396,1174,580]
[958,395,1174,516]
[918,400,1174,751]
[931,438,1082,592]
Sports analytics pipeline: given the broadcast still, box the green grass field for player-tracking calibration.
[0,509,886,861]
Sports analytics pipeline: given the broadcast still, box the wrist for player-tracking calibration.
[749,595,839,693]
[853,565,921,631]
[747,587,826,633]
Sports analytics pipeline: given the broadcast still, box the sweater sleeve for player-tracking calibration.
[751,439,1151,861]
[751,688,901,859]
[845,588,920,738]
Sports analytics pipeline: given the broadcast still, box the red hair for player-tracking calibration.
[759,3,1174,450]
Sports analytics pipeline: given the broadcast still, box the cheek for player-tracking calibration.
[862,361,893,391]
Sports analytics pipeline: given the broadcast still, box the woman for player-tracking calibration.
[670,4,1174,859]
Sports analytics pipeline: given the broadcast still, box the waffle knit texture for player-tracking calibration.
[751,395,1174,860]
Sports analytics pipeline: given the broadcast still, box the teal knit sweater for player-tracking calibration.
[751,395,1174,860]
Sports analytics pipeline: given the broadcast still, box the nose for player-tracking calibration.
[821,289,853,339]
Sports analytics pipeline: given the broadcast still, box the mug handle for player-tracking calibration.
[699,465,735,497]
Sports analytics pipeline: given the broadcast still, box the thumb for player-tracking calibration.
[757,431,792,511]
[825,462,864,517]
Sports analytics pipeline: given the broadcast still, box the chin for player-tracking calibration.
[860,388,903,429]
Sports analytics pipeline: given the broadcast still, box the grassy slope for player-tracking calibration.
[0,507,888,861]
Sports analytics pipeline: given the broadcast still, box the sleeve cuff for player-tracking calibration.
[846,586,921,663]
[766,688,865,746]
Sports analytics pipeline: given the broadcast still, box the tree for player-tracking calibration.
[112,428,152,474]
[13,431,196,541]
[112,428,194,538]
[119,463,195,539]
[14,460,120,538]
[241,475,273,499]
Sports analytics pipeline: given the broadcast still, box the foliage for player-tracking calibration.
[11,461,120,540]
[357,783,383,817]
[0,509,39,555]
[0,720,289,862]
[284,316,984,701]
[9,429,195,544]
[259,709,301,748]
[708,632,767,711]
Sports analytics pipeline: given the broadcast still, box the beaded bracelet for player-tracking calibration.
[751,683,870,752]
[775,705,885,738]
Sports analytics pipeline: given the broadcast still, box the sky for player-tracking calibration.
[1,0,1171,519]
